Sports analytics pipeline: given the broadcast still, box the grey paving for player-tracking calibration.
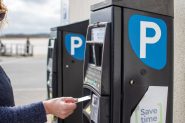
[0,56,47,105]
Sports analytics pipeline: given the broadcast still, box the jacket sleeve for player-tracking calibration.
[0,102,47,123]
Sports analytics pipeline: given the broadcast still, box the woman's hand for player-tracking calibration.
[43,97,77,119]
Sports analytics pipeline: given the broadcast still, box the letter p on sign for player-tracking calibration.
[65,34,85,61]
[71,36,83,55]
[140,21,162,58]
[128,15,167,70]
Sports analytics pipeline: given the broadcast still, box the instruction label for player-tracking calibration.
[131,86,168,123]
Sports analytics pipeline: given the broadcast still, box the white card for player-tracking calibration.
[77,95,91,103]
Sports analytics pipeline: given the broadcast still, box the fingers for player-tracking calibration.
[46,97,77,119]
[60,110,74,119]
[58,98,77,119]
[58,102,76,119]
[65,110,74,118]
[62,101,77,110]
[61,97,78,103]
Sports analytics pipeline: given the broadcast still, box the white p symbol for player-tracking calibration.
[140,21,161,58]
[71,36,83,55]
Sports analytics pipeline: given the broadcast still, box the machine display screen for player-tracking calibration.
[91,27,106,43]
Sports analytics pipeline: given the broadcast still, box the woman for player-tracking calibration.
[0,1,77,123]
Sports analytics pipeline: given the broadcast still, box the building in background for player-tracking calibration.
[61,0,69,25]
[61,0,104,24]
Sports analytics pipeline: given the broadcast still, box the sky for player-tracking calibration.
[2,0,61,34]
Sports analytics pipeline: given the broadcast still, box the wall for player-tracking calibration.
[68,0,104,23]
[174,0,185,122]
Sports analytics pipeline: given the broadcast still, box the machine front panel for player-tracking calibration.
[83,19,112,123]
[84,22,111,95]
[58,31,86,123]
[48,20,89,123]
[123,8,173,123]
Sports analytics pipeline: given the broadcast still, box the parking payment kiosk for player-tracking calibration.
[47,20,89,123]
[83,0,173,123]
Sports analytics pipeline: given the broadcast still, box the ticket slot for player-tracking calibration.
[83,86,110,123]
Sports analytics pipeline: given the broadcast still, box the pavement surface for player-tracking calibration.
[0,56,54,122]
[0,56,47,106]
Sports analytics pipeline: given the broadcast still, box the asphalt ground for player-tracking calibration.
[0,56,58,122]
[0,56,47,105]
[0,56,51,119]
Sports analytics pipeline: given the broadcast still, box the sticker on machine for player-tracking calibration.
[90,94,100,123]
[130,86,168,123]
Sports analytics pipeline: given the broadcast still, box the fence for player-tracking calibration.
[0,43,34,56]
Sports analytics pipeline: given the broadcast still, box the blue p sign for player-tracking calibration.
[65,34,85,60]
[128,15,167,70]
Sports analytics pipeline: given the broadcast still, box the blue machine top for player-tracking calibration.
[91,0,174,17]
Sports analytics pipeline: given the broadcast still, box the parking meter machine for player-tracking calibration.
[83,0,174,123]
[47,20,89,123]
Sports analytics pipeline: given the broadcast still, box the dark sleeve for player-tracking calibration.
[0,102,47,123]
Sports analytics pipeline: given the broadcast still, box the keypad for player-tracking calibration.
[84,65,102,91]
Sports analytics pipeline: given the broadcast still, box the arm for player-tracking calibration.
[0,97,77,123]
[0,102,47,123]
